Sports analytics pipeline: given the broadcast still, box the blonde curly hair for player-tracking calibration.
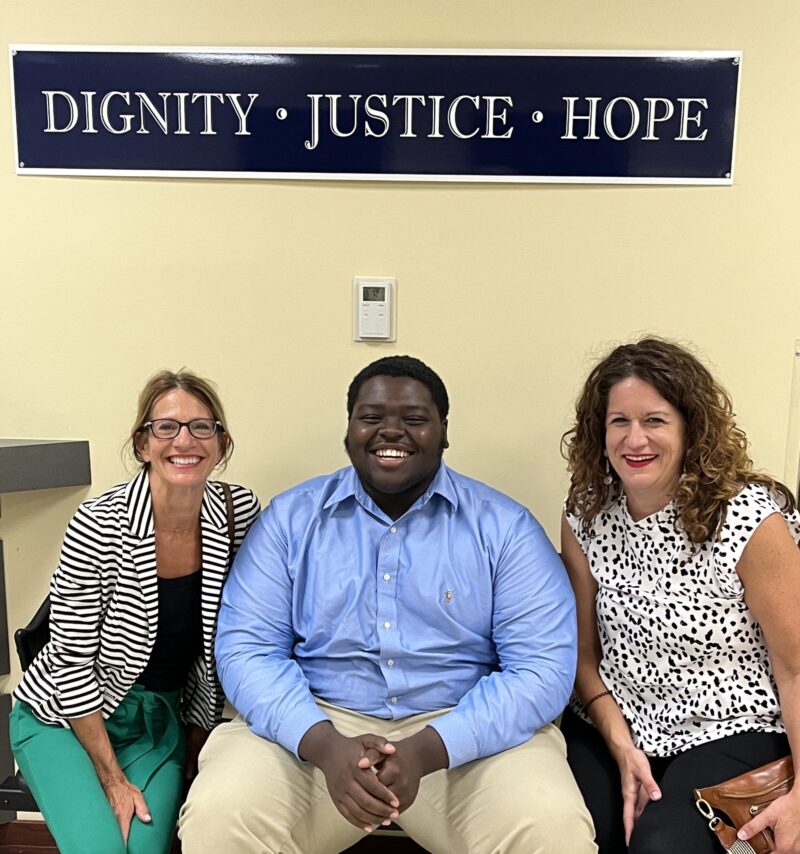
[562,338,795,543]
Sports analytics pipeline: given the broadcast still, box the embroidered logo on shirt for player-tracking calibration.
[444,589,453,604]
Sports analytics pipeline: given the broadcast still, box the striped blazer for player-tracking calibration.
[14,468,260,731]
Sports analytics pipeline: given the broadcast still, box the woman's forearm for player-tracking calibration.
[575,662,636,760]
[68,711,125,786]
[771,668,800,765]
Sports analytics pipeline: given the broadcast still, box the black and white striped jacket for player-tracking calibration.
[14,468,260,730]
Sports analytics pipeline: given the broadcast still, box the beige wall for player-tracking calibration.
[1,0,799,694]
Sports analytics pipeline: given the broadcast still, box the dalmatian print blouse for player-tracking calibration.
[566,482,800,756]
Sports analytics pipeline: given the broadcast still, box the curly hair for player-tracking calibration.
[562,338,795,543]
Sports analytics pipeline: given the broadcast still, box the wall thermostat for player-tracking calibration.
[353,276,396,342]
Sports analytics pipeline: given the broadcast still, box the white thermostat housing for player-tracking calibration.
[353,276,396,342]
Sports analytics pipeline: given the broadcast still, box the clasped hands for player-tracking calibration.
[299,721,448,832]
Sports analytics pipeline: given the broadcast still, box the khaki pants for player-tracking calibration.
[179,700,596,854]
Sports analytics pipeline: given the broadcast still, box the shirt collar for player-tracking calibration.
[323,461,458,516]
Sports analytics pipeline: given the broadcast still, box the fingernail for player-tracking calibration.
[144,814,152,822]
[382,820,391,826]
[391,811,399,819]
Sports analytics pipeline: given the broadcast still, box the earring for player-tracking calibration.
[603,457,614,486]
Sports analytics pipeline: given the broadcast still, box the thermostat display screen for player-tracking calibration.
[363,287,385,301]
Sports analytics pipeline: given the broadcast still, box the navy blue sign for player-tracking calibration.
[11,47,741,184]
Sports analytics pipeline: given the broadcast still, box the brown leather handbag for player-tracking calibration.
[694,756,794,853]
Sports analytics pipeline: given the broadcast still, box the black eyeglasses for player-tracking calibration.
[140,419,224,440]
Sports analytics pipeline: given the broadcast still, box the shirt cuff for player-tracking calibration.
[428,712,479,769]
[275,702,331,759]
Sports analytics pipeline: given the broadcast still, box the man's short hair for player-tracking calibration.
[346,356,449,419]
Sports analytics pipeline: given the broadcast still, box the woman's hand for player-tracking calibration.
[68,711,151,844]
[614,744,662,844]
[101,775,151,845]
[738,790,800,853]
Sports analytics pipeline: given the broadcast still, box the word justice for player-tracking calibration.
[304,93,515,150]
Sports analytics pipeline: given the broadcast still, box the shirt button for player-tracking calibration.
[390,526,397,534]
[391,696,398,704]
[384,621,391,629]
[387,659,395,667]
[383,573,391,582]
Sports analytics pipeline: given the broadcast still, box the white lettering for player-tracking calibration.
[226,93,259,136]
[677,98,708,141]
[642,97,675,141]
[428,95,445,139]
[482,96,514,139]
[329,94,361,138]
[306,91,517,150]
[43,91,78,133]
[364,94,390,138]
[100,91,134,134]
[562,97,601,140]
[135,92,170,135]
[447,95,480,139]
[81,91,98,133]
[43,89,270,138]
[603,97,640,141]
[392,95,426,138]
[305,93,322,150]
[191,93,224,135]
[174,93,190,135]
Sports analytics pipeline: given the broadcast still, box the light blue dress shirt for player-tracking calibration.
[216,463,576,768]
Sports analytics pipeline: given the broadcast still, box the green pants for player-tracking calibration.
[10,685,186,854]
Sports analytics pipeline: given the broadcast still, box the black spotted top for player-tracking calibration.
[566,483,800,756]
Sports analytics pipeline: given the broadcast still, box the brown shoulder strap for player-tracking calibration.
[221,482,235,563]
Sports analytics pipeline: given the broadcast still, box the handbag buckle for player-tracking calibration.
[696,798,716,821]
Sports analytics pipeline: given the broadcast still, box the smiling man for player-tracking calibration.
[180,356,596,854]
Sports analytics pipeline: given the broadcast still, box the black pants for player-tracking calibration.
[560,707,789,854]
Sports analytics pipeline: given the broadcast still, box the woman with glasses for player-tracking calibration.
[10,370,260,854]
[560,338,800,853]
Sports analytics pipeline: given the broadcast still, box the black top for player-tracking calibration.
[138,571,203,692]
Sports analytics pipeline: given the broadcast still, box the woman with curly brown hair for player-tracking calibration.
[560,338,800,854]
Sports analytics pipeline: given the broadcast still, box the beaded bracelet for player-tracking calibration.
[583,689,612,713]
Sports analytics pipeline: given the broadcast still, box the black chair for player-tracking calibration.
[0,597,50,812]
[14,597,51,672]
